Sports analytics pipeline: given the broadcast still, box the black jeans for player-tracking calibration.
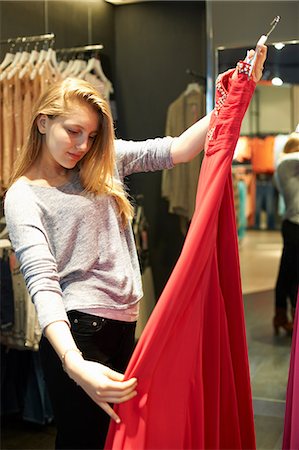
[275,220,299,310]
[40,310,136,450]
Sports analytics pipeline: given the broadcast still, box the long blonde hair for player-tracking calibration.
[283,133,299,154]
[8,77,134,225]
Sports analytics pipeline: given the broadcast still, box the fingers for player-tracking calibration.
[104,366,137,387]
[99,401,121,424]
[105,374,138,390]
[84,368,138,402]
[102,368,137,395]
[247,49,255,59]
[104,366,126,381]
[95,379,138,400]
[255,44,267,68]
[258,44,268,59]
[96,388,138,404]
[74,361,138,421]
[83,383,137,422]
[252,44,267,82]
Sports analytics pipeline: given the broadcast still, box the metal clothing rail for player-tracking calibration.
[0,33,55,45]
[56,44,104,53]
[186,68,206,84]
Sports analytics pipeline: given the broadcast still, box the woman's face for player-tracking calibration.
[37,100,100,169]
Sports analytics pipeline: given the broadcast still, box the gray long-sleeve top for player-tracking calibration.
[4,137,174,331]
[275,152,299,224]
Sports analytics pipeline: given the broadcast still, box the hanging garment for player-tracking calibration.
[254,174,276,230]
[291,85,299,131]
[237,179,247,241]
[162,87,206,231]
[283,289,299,450]
[251,135,275,174]
[0,247,14,330]
[0,51,61,191]
[233,136,251,162]
[105,64,256,450]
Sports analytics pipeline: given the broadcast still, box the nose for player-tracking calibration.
[75,138,89,152]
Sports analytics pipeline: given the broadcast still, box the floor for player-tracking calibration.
[240,230,291,450]
[1,230,293,450]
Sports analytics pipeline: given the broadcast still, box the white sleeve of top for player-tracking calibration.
[4,184,70,330]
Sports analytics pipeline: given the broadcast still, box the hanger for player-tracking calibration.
[246,16,281,78]
[0,50,21,81]
[0,40,16,70]
[7,51,29,80]
[30,47,47,80]
[45,47,59,70]
[19,47,39,79]
[78,56,114,94]
[70,58,87,77]
[0,51,14,70]
[61,58,76,77]
[184,82,201,96]
[58,59,67,71]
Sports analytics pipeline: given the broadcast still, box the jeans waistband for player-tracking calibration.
[67,309,136,327]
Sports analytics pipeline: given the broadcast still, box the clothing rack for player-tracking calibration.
[240,132,289,138]
[186,68,206,85]
[232,163,253,172]
[56,44,103,54]
[0,33,55,46]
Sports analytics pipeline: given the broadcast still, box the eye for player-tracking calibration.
[89,134,98,141]
[67,128,79,135]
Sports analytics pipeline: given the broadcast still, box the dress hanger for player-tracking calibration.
[246,16,281,78]
[78,56,114,94]
[0,51,14,70]
[184,82,201,96]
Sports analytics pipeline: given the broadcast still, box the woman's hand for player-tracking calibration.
[44,321,137,423]
[232,45,267,83]
[249,45,268,82]
[65,351,137,423]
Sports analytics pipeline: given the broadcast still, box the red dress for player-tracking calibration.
[105,65,256,450]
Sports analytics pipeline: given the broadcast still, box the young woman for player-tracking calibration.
[4,47,266,450]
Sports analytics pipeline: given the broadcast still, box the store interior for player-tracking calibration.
[1,1,299,449]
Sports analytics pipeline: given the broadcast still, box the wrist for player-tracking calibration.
[61,348,83,374]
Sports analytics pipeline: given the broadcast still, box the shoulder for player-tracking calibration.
[5,179,41,222]
[277,152,299,169]
[5,178,36,202]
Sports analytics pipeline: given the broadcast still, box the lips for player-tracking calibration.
[67,152,82,161]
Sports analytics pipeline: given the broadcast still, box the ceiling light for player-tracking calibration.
[274,43,285,50]
[271,77,283,86]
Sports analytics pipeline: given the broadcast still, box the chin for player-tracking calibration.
[62,161,78,169]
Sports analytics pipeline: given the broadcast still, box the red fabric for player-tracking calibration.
[283,289,299,450]
[105,69,256,450]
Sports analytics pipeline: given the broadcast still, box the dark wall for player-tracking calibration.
[114,2,206,296]
[210,1,299,49]
[0,1,45,44]
[0,1,115,76]
[114,2,206,140]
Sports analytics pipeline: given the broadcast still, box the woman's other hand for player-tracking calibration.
[64,350,138,424]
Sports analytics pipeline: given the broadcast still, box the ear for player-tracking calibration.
[36,114,48,134]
